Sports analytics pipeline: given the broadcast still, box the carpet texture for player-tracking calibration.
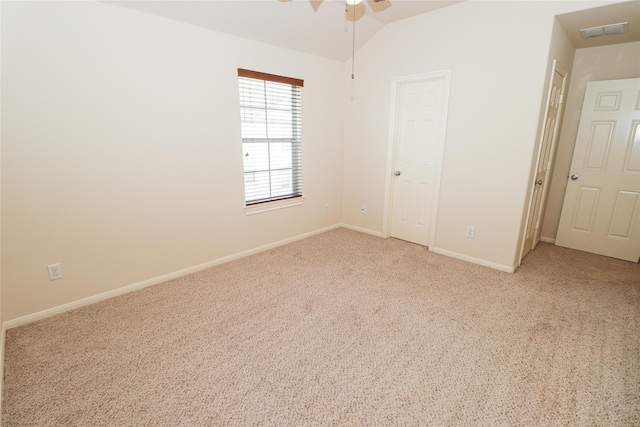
[3,228,639,426]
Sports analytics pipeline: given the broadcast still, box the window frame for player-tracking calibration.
[237,68,304,210]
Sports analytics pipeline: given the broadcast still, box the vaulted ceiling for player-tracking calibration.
[105,0,466,61]
[105,0,640,62]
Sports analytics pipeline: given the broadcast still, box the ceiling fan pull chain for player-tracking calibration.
[351,3,356,79]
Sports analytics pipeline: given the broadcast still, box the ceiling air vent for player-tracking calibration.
[580,22,628,39]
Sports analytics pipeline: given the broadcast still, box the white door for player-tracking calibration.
[390,76,447,247]
[556,78,640,262]
[522,60,567,260]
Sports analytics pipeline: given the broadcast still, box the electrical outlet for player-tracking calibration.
[48,263,64,280]
[466,226,475,238]
[361,204,367,215]
[324,204,329,214]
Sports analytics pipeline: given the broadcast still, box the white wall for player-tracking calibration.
[2,0,630,324]
[1,1,344,322]
[542,41,640,241]
[342,1,605,271]
[0,0,4,413]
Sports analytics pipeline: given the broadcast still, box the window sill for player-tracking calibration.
[244,196,305,216]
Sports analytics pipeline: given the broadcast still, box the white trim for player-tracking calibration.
[0,1,4,418]
[4,224,341,330]
[383,69,451,247]
[540,236,556,244]
[340,223,384,238]
[244,196,305,215]
[432,247,515,273]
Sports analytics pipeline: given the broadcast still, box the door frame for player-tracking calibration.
[382,69,451,249]
[518,59,568,264]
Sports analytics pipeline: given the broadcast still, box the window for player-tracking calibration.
[238,69,303,206]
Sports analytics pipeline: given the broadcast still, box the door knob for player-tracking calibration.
[535,180,543,185]
[394,171,401,176]
[570,174,579,180]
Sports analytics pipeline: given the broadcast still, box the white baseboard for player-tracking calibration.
[432,247,515,273]
[4,224,342,330]
[340,223,384,238]
[540,236,556,244]
[341,226,515,272]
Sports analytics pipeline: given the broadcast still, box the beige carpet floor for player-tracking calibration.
[2,228,639,426]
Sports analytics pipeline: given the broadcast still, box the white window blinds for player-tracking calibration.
[238,69,303,205]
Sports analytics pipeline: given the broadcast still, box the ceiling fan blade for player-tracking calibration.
[310,0,323,13]
[368,0,390,12]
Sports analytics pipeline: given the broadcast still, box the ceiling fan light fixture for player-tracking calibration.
[345,0,364,5]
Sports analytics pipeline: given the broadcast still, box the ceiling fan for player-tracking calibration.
[346,0,386,5]
[343,0,388,79]
[279,0,389,14]
[279,0,390,78]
